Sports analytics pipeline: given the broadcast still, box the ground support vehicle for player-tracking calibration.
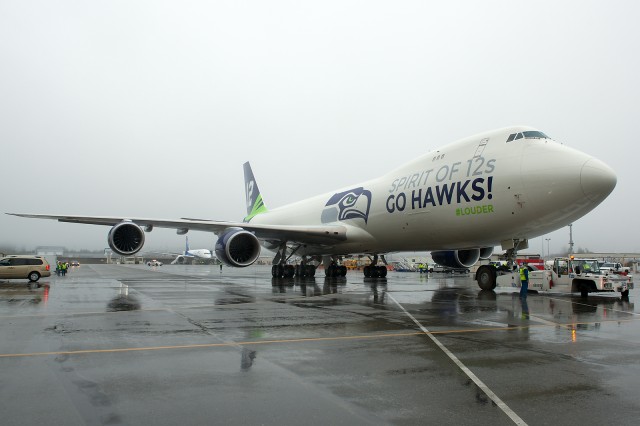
[599,262,631,274]
[476,257,633,298]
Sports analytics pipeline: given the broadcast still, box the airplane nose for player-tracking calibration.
[580,158,617,202]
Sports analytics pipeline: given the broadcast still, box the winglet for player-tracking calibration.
[243,162,268,222]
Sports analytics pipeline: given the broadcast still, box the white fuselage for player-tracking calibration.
[185,249,212,259]
[250,126,616,256]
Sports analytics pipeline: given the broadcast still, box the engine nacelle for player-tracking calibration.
[215,228,261,267]
[108,221,145,256]
[479,246,494,259]
[431,249,480,269]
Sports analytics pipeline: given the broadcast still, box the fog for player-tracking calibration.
[1,1,638,256]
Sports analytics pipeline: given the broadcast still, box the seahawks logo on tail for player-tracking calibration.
[321,187,372,224]
[243,162,268,222]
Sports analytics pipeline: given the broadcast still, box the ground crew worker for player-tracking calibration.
[519,263,529,298]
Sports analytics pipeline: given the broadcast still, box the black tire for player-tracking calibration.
[339,265,347,277]
[326,265,337,278]
[28,271,40,282]
[363,266,371,278]
[476,265,496,291]
[305,265,316,277]
[272,265,285,278]
[370,267,379,278]
[621,289,629,299]
[377,266,387,278]
[580,288,589,298]
[284,265,295,278]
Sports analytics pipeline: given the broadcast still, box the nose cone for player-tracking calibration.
[581,158,617,202]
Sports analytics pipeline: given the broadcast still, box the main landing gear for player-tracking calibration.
[363,255,388,278]
[271,243,317,278]
[322,255,346,278]
[271,264,316,278]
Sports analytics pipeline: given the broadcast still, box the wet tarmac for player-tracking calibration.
[1,264,639,425]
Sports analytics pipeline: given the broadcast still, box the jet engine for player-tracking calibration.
[215,228,261,267]
[479,247,494,259]
[108,221,145,256]
[431,249,481,269]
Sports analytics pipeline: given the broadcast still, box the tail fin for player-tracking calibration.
[243,162,268,222]
[185,236,190,254]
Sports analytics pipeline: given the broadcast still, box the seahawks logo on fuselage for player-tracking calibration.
[321,187,372,224]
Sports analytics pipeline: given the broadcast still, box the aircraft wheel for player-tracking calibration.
[326,265,337,277]
[284,265,295,278]
[305,265,316,277]
[580,288,589,298]
[363,266,371,278]
[274,265,285,278]
[377,266,387,278]
[476,266,496,290]
[370,267,380,278]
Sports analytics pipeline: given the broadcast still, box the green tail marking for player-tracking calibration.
[244,194,268,222]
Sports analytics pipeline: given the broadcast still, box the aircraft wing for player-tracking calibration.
[6,213,348,245]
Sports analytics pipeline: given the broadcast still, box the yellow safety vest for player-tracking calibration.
[519,267,527,281]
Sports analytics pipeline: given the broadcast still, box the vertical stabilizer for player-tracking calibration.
[185,236,190,254]
[243,162,268,222]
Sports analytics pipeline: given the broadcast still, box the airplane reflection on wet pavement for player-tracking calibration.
[1,264,639,426]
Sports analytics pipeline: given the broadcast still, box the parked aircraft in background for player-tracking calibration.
[8,126,616,287]
[170,236,213,264]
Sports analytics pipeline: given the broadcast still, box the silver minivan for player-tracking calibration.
[0,255,51,282]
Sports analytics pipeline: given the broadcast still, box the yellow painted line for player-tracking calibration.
[0,308,170,319]
[1,317,638,359]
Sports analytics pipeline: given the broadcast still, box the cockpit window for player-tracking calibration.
[506,130,550,142]
[522,131,549,139]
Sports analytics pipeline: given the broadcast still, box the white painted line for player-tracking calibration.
[388,293,528,426]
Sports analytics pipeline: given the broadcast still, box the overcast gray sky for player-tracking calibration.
[1,0,638,256]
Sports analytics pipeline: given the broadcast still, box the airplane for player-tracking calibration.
[7,126,616,289]
[169,236,214,264]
